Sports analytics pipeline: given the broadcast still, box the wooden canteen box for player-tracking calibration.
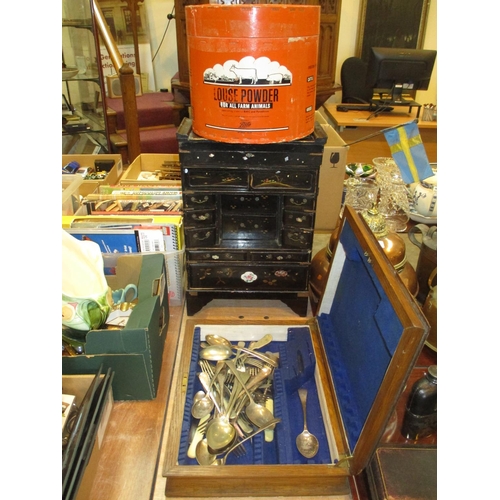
[161,206,429,497]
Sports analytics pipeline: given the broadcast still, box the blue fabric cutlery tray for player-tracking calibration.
[177,325,334,465]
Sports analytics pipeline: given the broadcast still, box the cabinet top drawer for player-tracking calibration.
[177,118,327,167]
[179,150,324,167]
[182,167,318,192]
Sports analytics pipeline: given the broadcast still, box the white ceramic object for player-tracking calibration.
[62,230,112,331]
[409,174,437,218]
[408,211,437,224]
[62,67,79,80]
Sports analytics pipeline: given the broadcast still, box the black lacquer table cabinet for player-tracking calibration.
[177,118,327,316]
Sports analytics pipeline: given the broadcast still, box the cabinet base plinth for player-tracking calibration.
[185,291,310,317]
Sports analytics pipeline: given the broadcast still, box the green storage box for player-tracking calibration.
[62,253,169,400]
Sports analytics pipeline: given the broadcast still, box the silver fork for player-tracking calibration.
[187,414,210,459]
[199,359,215,378]
[243,357,268,370]
[231,440,247,458]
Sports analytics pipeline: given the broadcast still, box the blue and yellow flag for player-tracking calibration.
[384,121,434,184]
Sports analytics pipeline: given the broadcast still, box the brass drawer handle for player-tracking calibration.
[189,195,209,204]
[288,197,308,206]
[193,231,212,241]
[192,213,210,221]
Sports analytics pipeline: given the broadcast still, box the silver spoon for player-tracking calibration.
[204,358,275,454]
[214,417,281,465]
[199,344,233,361]
[225,360,276,429]
[204,412,236,455]
[231,365,273,419]
[205,334,233,347]
[296,388,319,458]
[196,417,281,466]
[195,437,220,465]
[192,363,225,418]
[190,390,207,419]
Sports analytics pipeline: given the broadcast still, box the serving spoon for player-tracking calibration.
[196,417,281,466]
[199,344,233,361]
[296,388,319,458]
[214,417,281,465]
[205,334,233,348]
[225,360,276,429]
[191,363,225,418]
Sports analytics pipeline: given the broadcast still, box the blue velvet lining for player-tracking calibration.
[177,326,333,465]
[317,221,403,451]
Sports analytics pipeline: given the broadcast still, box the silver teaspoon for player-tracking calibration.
[296,388,319,458]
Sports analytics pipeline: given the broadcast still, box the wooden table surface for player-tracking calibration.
[85,297,435,500]
[320,103,437,165]
[322,102,437,130]
[85,301,183,500]
[84,227,436,500]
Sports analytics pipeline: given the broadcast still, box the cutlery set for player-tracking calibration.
[187,333,318,465]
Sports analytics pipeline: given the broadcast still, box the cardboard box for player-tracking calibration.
[61,215,185,306]
[62,154,124,197]
[119,154,181,187]
[314,109,348,232]
[62,373,114,500]
[62,253,169,400]
[165,249,185,306]
[62,175,84,215]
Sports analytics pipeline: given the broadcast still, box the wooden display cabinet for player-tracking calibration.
[62,0,111,154]
[178,117,327,316]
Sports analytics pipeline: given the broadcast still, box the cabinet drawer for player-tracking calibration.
[182,168,249,189]
[187,262,309,291]
[184,208,216,228]
[184,227,217,247]
[282,228,314,249]
[250,170,317,191]
[187,250,248,262]
[283,210,315,229]
[249,250,310,263]
[177,117,328,169]
[221,194,278,213]
[179,149,325,167]
[284,195,316,211]
[183,193,216,209]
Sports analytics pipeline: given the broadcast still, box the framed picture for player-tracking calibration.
[356,0,430,62]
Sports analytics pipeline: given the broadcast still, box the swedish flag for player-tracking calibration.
[384,120,434,184]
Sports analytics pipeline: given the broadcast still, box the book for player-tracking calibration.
[62,215,184,251]
[65,229,140,253]
[62,215,185,305]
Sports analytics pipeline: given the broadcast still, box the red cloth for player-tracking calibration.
[106,92,176,130]
[118,127,179,154]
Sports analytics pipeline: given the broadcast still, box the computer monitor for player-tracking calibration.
[365,47,437,104]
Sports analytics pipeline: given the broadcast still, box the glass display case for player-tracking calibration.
[62,0,110,154]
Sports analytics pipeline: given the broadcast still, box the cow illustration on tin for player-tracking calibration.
[203,56,292,86]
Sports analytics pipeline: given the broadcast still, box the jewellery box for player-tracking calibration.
[161,206,429,497]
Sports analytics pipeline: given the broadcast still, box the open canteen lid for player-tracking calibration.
[315,205,429,474]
